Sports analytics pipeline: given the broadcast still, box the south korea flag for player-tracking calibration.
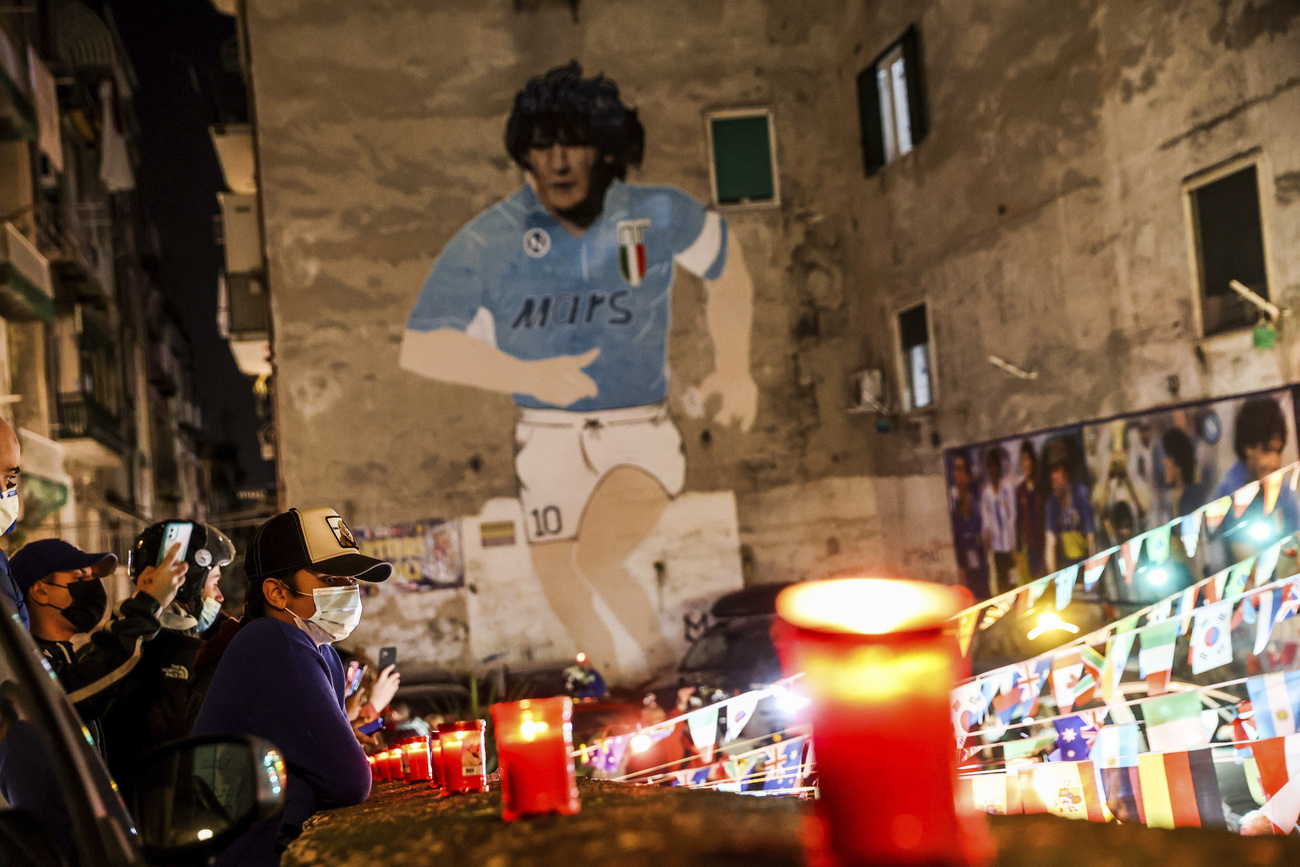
[1189,602,1233,675]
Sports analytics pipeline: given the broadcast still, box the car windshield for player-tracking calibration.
[680,626,780,677]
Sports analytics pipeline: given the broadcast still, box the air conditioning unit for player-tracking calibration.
[218,192,262,274]
[848,368,889,414]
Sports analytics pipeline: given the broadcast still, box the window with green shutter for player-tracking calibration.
[707,110,778,207]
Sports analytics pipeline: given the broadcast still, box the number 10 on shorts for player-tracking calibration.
[530,506,563,538]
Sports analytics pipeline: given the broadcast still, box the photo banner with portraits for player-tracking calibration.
[946,386,1300,600]
[354,519,464,591]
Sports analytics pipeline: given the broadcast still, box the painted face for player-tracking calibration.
[952,459,970,488]
[1162,454,1182,487]
[527,140,599,217]
[1050,466,1068,495]
[1245,436,1284,481]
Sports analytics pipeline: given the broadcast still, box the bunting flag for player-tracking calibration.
[1263,467,1289,516]
[1260,777,1300,836]
[1010,658,1050,721]
[1202,495,1232,532]
[1180,512,1201,559]
[1082,552,1110,591]
[965,772,1023,815]
[682,766,712,787]
[1253,734,1300,834]
[1233,701,1258,752]
[951,680,992,753]
[1255,540,1282,589]
[1146,599,1172,624]
[1052,710,1105,762]
[1255,586,1283,656]
[1025,578,1050,610]
[1077,645,1104,707]
[1022,761,1106,822]
[1224,557,1255,601]
[718,753,760,793]
[1055,565,1079,611]
[979,594,1015,631]
[1188,602,1233,675]
[1051,650,1085,715]
[592,734,632,775]
[1117,539,1141,586]
[1137,749,1225,829]
[1246,670,1300,739]
[957,609,980,656]
[762,735,806,792]
[1100,765,1145,824]
[1095,722,1140,769]
[1100,616,1139,702]
[1176,584,1200,635]
[1142,691,1211,753]
[1278,577,1300,623]
[1138,620,1179,696]
[1144,524,1172,564]
[1205,567,1229,605]
[1233,480,1262,519]
[1003,734,1057,767]
[724,693,760,742]
[687,706,720,763]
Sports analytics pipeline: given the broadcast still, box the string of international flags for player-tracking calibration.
[951,461,1300,834]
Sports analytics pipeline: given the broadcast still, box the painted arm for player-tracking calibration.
[698,242,758,431]
[399,327,599,407]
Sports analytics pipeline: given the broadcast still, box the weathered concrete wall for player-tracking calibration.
[841,0,1300,469]
[245,0,1300,681]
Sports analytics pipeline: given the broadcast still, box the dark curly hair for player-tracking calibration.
[505,61,645,179]
[1233,396,1288,461]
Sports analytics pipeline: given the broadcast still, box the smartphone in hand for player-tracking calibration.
[346,661,366,697]
[157,522,194,566]
[377,646,398,673]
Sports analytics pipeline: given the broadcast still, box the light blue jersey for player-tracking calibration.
[407,180,728,411]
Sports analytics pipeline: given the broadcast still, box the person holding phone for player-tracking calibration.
[96,521,237,795]
[195,507,393,867]
[10,538,188,752]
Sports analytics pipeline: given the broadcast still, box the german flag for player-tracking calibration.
[1099,766,1144,824]
[1136,749,1225,829]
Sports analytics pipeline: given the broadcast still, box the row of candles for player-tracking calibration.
[367,700,579,821]
[368,578,990,866]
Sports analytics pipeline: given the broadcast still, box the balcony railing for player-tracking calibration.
[0,222,54,320]
[56,393,128,455]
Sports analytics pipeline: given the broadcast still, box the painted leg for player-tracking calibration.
[575,466,671,664]
[529,540,620,673]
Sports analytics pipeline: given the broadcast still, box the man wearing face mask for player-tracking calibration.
[11,538,188,749]
[96,522,236,795]
[0,417,27,627]
[195,507,391,867]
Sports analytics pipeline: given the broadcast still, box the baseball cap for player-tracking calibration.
[245,508,391,583]
[11,539,118,597]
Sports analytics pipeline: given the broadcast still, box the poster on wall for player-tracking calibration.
[354,519,464,591]
[945,386,1300,600]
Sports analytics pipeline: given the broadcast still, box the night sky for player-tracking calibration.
[105,0,274,490]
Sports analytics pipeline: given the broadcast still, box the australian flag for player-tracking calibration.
[1052,711,1104,762]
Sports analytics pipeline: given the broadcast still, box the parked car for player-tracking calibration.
[0,594,284,866]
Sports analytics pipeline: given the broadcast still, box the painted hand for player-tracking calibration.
[699,369,758,432]
[524,348,601,407]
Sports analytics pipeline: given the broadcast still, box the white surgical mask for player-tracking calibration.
[0,486,18,535]
[286,584,362,646]
[195,596,222,633]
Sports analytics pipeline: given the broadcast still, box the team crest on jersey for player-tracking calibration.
[617,219,651,286]
[523,227,551,258]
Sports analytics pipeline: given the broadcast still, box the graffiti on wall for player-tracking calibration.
[398,62,757,671]
[946,386,1300,601]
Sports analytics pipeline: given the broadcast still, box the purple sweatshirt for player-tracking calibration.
[194,616,370,866]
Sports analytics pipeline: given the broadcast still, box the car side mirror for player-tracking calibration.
[131,735,285,863]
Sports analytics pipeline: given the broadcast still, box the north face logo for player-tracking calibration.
[328,515,356,549]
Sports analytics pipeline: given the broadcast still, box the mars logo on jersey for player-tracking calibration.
[617,219,650,286]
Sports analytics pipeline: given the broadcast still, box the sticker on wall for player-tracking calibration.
[353,519,463,590]
[479,520,517,548]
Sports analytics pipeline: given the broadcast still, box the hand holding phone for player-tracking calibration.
[377,646,398,673]
[346,662,366,697]
[157,522,194,566]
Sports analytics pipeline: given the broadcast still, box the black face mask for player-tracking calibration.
[42,579,108,634]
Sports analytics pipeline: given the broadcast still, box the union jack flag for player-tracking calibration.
[1277,578,1300,622]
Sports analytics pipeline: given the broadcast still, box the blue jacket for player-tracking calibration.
[194,617,371,866]
[0,548,28,628]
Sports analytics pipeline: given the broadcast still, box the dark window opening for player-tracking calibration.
[899,303,932,410]
[1190,164,1269,336]
[857,25,928,176]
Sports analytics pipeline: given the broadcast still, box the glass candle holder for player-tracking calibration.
[439,720,489,796]
[402,735,433,784]
[491,697,580,821]
[774,578,989,867]
[428,736,443,791]
[368,753,389,783]
[384,748,405,782]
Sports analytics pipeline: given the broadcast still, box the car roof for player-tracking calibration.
[709,582,793,619]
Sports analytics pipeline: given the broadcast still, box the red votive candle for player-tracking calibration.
[439,720,489,796]
[774,578,989,867]
[384,748,405,782]
[428,736,443,790]
[402,735,433,783]
[368,753,388,783]
[491,697,580,821]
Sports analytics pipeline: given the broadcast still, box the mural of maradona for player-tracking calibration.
[399,62,758,674]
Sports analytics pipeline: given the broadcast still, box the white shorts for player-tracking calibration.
[515,404,686,543]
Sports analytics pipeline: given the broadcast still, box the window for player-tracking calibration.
[706,109,779,207]
[1185,156,1271,337]
[857,25,928,175]
[898,303,933,411]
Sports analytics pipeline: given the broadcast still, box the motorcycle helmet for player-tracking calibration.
[129,521,235,612]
